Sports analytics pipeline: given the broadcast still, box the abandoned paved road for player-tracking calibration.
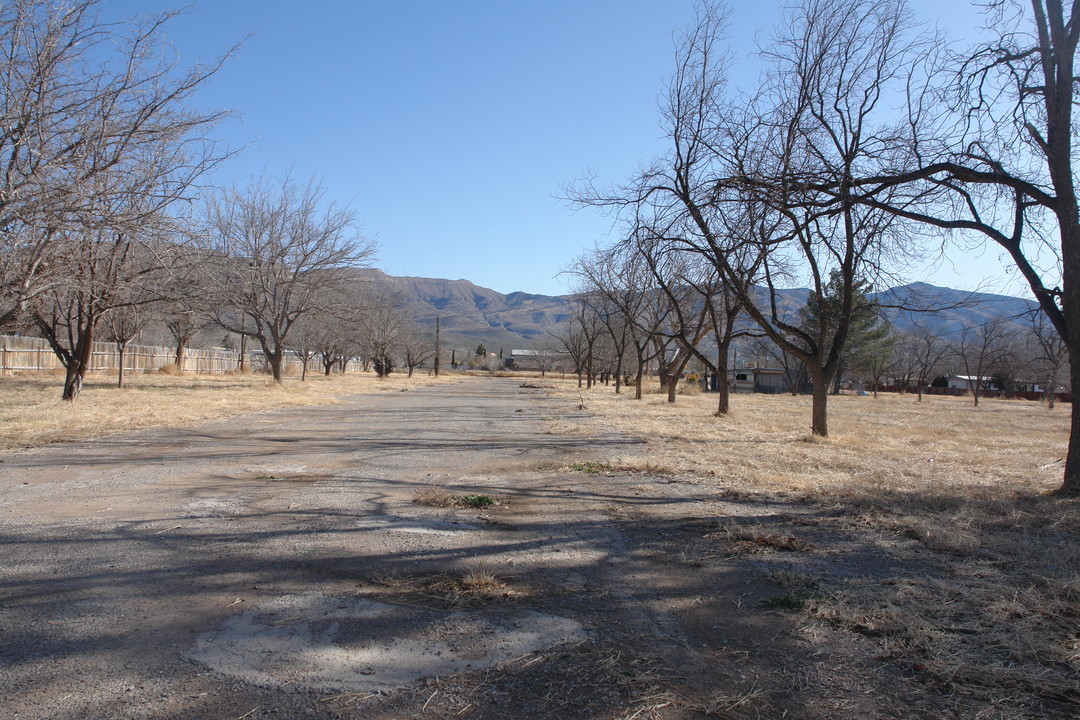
[0,377,795,719]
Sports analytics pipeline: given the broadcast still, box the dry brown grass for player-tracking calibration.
[0,369,454,450]
[548,379,1080,718]
[371,567,522,607]
[412,481,459,508]
[550,379,1069,496]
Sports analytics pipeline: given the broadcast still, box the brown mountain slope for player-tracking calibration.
[354,269,574,351]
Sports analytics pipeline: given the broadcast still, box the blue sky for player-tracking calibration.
[104,0,1021,298]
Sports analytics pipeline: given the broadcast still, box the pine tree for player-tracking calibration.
[800,271,889,394]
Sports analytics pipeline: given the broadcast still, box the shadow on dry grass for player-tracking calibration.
[547,379,1080,718]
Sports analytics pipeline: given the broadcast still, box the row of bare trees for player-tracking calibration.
[830,313,1069,406]
[560,235,755,417]
[0,0,234,399]
[0,1,436,395]
[568,0,1080,495]
[561,248,1068,412]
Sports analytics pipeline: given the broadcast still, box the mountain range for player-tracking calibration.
[359,270,1040,351]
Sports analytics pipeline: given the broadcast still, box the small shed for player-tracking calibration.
[753,368,786,394]
[730,369,755,393]
[728,367,786,394]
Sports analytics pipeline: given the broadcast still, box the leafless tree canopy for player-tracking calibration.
[203,175,376,383]
[567,0,1080,494]
[0,0,234,398]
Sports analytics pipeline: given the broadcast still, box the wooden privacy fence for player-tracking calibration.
[0,334,364,376]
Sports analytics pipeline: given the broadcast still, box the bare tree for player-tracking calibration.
[635,231,725,405]
[31,219,182,399]
[1028,310,1069,409]
[731,0,919,433]
[164,290,211,372]
[357,286,407,378]
[529,341,563,378]
[203,176,375,383]
[559,293,607,388]
[552,311,590,388]
[103,303,151,389]
[288,316,323,381]
[569,254,632,393]
[954,319,1011,406]
[569,242,664,398]
[0,1,232,398]
[821,1,1080,493]
[750,337,808,395]
[0,1,230,327]
[893,321,950,400]
[400,324,436,377]
[572,0,922,435]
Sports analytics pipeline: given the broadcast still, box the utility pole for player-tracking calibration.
[434,316,441,376]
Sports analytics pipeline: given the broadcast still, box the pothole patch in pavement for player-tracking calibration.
[354,513,484,535]
[179,497,249,518]
[186,592,584,692]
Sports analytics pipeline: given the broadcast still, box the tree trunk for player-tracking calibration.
[715,346,729,416]
[269,351,284,383]
[667,377,678,404]
[62,364,84,401]
[61,327,94,401]
[301,359,308,381]
[175,341,186,373]
[1060,341,1080,495]
[809,368,829,437]
[434,316,441,376]
[117,343,127,388]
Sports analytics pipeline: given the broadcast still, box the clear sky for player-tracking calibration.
[104,0,1024,298]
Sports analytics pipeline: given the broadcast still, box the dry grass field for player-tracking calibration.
[549,378,1080,718]
[0,369,452,450]
[550,378,1069,496]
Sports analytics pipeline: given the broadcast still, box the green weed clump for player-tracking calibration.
[457,494,496,508]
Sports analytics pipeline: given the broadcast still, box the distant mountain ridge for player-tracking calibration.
[874,282,1038,337]
[355,269,575,350]
[357,270,1039,351]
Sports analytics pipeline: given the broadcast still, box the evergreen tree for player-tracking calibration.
[800,271,890,393]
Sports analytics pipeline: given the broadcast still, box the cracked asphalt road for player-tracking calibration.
[0,376,787,719]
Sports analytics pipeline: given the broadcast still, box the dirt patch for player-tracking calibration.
[187,593,584,693]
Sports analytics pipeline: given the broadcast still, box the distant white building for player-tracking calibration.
[948,375,990,391]
[509,349,551,372]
